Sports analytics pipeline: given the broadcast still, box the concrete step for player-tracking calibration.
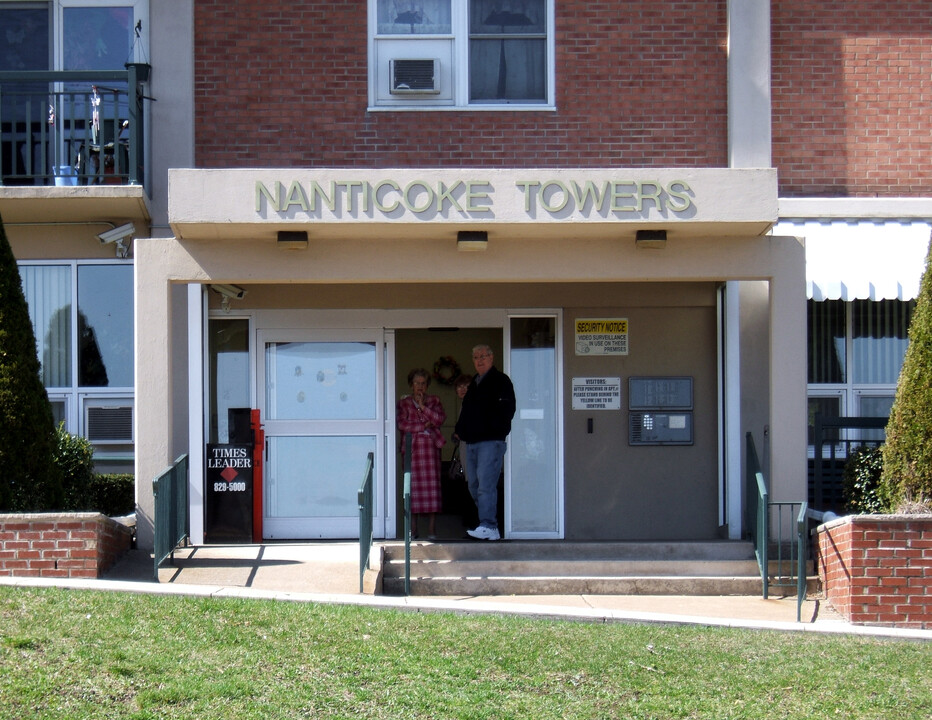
[382,540,759,563]
[377,540,820,597]
[385,558,762,578]
[382,575,767,596]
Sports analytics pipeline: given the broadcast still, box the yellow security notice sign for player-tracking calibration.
[575,318,629,355]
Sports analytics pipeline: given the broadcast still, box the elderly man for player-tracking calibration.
[454,344,516,541]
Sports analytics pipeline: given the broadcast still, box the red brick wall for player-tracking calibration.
[772,1,932,197]
[193,1,728,169]
[816,515,932,629]
[0,514,133,579]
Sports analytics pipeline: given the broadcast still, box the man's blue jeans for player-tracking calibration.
[465,440,506,530]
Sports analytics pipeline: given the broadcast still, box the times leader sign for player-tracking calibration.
[205,444,253,543]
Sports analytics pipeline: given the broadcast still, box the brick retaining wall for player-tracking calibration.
[816,515,932,629]
[0,513,134,579]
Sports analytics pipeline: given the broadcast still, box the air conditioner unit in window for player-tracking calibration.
[390,58,440,94]
[85,402,134,443]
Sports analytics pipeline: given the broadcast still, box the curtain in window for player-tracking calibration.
[852,299,914,384]
[377,0,452,34]
[469,0,546,101]
[19,265,72,388]
[807,300,846,384]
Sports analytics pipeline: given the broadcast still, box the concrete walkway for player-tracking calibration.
[2,542,930,641]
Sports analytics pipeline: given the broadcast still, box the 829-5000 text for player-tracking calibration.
[213,482,247,492]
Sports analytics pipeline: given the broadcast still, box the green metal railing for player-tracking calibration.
[745,432,769,598]
[0,65,148,187]
[796,503,809,623]
[403,433,412,596]
[152,454,189,581]
[767,500,804,597]
[747,431,815,618]
[357,451,375,593]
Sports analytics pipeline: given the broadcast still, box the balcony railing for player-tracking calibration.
[0,65,148,188]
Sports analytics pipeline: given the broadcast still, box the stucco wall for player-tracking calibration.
[563,298,720,539]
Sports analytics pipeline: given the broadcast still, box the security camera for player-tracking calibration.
[211,284,246,300]
[97,222,135,245]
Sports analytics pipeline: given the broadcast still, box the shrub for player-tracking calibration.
[54,423,96,511]
[50,423,134,517]
[90,474,135,517]
[0,214,62,511]
[842,445,885,514]
[881,238,932,508]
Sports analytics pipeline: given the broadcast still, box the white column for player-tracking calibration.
[724,281,743,538]
[187,283,205,545]
[728,0,771,168]
[134,238,174,552]
[768,236,808,504]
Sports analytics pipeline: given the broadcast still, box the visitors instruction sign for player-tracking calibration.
[572,377,622,410]
[575,318,629,355]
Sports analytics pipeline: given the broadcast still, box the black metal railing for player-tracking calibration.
[810,414,887,513]
[358,451,375,593]
[152,454,189,581]
[0,65,148,187]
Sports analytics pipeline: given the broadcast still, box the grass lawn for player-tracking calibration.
[1,586,930,719]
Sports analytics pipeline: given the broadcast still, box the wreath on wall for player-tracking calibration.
[432,355,461,387]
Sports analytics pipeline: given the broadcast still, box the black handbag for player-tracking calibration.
[448,442,466,482]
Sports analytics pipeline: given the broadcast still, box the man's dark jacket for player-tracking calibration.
[454,366,516,443]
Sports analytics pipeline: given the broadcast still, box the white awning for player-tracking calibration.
[773,220,931,301]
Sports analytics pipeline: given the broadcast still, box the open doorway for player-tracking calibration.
[394,327,504,539]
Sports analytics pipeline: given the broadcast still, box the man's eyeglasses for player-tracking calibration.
[472,353,491,360]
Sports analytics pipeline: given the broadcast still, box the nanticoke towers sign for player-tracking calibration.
[255,178,695,217]
[168,167,778,238]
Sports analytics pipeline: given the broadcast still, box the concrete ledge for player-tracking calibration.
[0,512,134,579]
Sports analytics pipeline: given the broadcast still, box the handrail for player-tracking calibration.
[796,505,837,622]
[746,432,769,598]
[152,454,189,581]
[768,500,804,594]
[0,65,148,187]
[357,451,375,593]
[403,432,412,596]
[796,502,809,622]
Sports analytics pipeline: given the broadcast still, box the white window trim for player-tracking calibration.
[54,0,149,70]
[17,258,135,442]
[367,0,555,111]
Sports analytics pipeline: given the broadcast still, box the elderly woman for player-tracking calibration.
[397,368,446,539]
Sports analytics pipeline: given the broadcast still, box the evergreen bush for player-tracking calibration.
[89,474,135,517]
[881,237,932,508]
[842,445,885,514]
[0,214,62,511]
[54,423,96,511]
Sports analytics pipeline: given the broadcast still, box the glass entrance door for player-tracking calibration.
[507,315,562,537]
[259,330,385,539]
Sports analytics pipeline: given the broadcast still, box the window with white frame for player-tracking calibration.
[369,0,553,109]
[0,1,148,72]
[807,299,914,448]
[18,260,135,446]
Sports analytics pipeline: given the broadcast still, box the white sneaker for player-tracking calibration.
[467,525,500,541]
